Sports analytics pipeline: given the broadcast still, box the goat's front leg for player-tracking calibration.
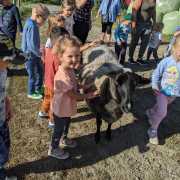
[106,123,112,141]
[95,114,102,144]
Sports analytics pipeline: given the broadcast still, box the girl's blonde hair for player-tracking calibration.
[46,14,65,36]
[59,0,75,13]
[53,36,81,56]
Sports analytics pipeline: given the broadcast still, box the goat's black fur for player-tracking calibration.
[81,45,150,143]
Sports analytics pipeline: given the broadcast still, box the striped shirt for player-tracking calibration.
[73,0,94,23]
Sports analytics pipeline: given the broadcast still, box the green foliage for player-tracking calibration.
[19,6,31,20]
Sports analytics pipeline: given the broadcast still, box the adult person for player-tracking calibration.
[0,0,23,47]
[128,0,156,64]
[73,0,94,44]
[97,0,121,44]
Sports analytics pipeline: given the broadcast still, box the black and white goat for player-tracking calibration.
[80,45,150,143]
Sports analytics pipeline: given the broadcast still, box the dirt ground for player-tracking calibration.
[5,22,180,180]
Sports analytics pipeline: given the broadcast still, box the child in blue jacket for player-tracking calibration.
[97,0,121,44]
[22,4,49,99]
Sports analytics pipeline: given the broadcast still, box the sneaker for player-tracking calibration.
[60,138,77,148]
[27,93,42,100]
[145,110,153,126]
[147,128,159,145]
[48,121,55,128]
[128,58,136,64]
[137,59,148,65]
[48,147,69,160]
[38,111,49,118]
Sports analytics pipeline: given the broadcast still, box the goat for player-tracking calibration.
[80,45,150,143]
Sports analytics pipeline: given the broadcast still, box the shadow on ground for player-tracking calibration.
[124,60,157,73]
[7,87,180,180]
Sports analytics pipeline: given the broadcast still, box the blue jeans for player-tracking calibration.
[0,122,10,179]
[25,57,43,95]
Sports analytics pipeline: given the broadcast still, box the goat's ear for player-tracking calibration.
[133,73,150,85]
[116,73,128,86]
[108,69,123,79]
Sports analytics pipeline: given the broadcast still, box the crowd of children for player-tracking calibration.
[0,0,180,178]
[21,1,99,160]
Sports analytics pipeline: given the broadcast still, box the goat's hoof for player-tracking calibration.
[105,133,111,141]
[95,134,100,144]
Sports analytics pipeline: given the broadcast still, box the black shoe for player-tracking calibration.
[128,59,136,64]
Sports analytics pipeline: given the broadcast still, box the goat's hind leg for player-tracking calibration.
[106,123,112,141]
[95,114,102,144]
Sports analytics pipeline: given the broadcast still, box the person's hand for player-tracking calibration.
[89,40,98,47]
[132,21,136,29]
[86,90,100,99]
[5,97,13,122]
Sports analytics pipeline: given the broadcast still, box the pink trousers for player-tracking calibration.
[148,93,176,130]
